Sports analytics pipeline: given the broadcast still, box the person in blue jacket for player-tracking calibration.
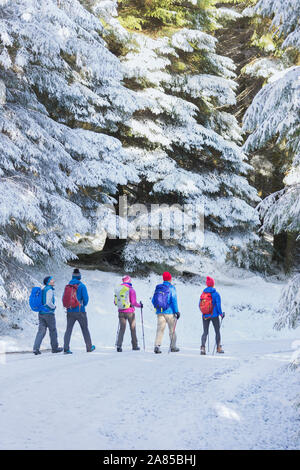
[33,276,63,355]
[200,276,225,355]
[63,268,95,354]
[152,272,180,354]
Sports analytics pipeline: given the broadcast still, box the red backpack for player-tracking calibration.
[62,284,80,309]
[199,292,213,316]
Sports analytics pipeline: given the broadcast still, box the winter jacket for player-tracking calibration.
[115,283,141,313]
[200,287,223,319]
[40,285,56,314]
[65,277,89,313]
[152,281,179,315]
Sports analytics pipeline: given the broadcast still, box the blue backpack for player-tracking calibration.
[153,284,171,312]
[29,287,47,312]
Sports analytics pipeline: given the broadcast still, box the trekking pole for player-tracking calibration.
[212,315,224,356]
[115,319,120,349]
[212,340,216,355]
[140,302,145,351]
[168,317,178,354]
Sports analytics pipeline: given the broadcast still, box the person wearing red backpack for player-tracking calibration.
[199,276,225,355]
[63,268,95,354]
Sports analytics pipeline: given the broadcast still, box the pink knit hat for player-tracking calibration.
[122,275,132,284]
[206,276,215,287]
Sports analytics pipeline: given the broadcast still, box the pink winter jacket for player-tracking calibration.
[117,283,141,313]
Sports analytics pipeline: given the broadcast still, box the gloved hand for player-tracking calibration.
[174,312,180,320]
[221,312,225,319]
[140,301,144,309]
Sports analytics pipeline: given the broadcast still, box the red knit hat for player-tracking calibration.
[163,271,172,281]
[206,276,215,287]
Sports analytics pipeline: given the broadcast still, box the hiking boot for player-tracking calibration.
[200,346,206,355]
[87,345,96,352]
[52,347,63,353]
[217,345,224,354]
[64,349,73,354]
[132,346,140,351]
[171,347,180,352]
[154,346,162,354]
[33,350,41,355]
[117,347,122,352]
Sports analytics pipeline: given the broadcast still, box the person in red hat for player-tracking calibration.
[152,272,180,354]
[199,276,225,355]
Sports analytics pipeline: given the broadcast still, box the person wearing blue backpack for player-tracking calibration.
[32,276,63,355]
[152,272,180,354]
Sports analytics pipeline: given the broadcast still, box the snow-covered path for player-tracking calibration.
[0,268,299,450]
[0,338,299,450]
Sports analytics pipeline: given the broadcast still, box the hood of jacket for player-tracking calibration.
[69,277,82,285]
[203,287,216,294]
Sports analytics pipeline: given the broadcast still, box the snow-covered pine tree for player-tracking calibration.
[243,0,300,328]
[0,0,144,325]
[274,273,300,331]
[96,0,260,273]
[243,67,300,243]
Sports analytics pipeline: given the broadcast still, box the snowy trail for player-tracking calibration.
[0,268,299,450]
[0,339,299,450]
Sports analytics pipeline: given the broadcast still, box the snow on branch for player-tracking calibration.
[257,185,300,236]
[243,67,300,154]
[274,274,300,331]
[254,0,300,51]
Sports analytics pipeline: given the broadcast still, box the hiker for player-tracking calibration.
[114,275,142,352]
[63,268,95,354]
[199,276,225,355]
[152,272,180,354]
[33,276,63,355]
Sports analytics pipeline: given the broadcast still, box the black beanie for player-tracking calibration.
[43,276,52,286]
[72,268,81,279]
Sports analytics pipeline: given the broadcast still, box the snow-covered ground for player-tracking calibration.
[0,267,299,450]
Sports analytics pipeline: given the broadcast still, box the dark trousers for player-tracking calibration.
[117,312,138,348]
[64,312,92,352]
[33,314,58,352]
[201,316,221,348]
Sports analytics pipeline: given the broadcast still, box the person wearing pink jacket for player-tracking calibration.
[114,276,143,352]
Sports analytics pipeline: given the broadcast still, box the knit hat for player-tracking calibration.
[206,276,215,287]
[122,275,132,284]
[72,268,81,280]
[43,276,52,286]
[163,271,172,281]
